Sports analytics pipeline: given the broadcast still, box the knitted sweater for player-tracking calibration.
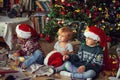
[17,38,42,56]
[68,43,104,73]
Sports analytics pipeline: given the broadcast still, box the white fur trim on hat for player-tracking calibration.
[16,25,31,39]
[44,50,58,66]
[84,31,100,41]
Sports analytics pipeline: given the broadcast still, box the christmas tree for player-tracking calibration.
[43,0,120,46]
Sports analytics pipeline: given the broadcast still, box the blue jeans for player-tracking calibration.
[23,50,44,67]
[64,61,96,79]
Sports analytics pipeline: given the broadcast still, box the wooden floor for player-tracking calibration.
[8,61,116,80]
[7,59,117,80]
[24,72,72,80]
[22,70,116,80]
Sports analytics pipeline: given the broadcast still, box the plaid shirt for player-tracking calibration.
[17,38,41,56]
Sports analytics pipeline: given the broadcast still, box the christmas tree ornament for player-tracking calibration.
[98,7,102,11]
[118,23,120,26]
[46,17,50,23]
[47,14,51,17]
[107,36,112,42]
[61,11,66,15]
[88,13,91,18]
[39,33,45,38]
[45,35,51,43]
[66,3,71,7]
[61,0,65,3]
[112,0,116,3]
[75,9,80,13]
[117,14,120,18]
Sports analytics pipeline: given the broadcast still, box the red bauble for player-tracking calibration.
[39,33,45,38]
[61,11,66,15]
[66,3,71,6]
[45,35,51,42]
[86,9,91,15]
[106,36,112,42]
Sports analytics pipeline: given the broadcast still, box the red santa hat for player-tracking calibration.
[84,26,109,70]
[44,51,63,68]
[84,26,107,48]
[16,24,37,39]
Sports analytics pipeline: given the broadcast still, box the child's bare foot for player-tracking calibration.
[77,65,85,73]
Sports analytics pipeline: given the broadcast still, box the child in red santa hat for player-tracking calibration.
[59,26,108,80]
[44,26,74,72]
[9,24,44,69]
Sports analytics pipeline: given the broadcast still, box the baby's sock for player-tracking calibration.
[86,78,92,80]
[60,71,72,77]
[108,77,119,80]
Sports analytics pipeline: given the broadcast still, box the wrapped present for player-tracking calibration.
[107,54,119,71]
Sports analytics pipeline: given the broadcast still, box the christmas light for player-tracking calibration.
[61,0,65,3]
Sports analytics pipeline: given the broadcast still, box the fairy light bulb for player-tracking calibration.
[61,0,65,3]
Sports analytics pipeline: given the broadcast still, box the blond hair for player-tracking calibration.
[58,26,73,40]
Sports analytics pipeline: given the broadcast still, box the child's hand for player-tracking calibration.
[63,50,68,55]
[77,65,85,73]
[13,52,20,57]
[19,57,25,62]
[63,55,69,61]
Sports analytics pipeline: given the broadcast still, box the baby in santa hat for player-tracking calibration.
[58,26,108,80]
[10,24,44,69]
[44,26,74,72]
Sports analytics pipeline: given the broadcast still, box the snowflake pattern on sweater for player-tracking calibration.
[68,43,104,73]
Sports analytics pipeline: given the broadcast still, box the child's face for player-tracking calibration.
[58,32,69,42]
[85,37,97,47]
[17,35,25,41]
